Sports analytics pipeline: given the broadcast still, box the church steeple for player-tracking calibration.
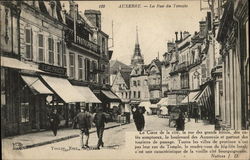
[131,26,144,66]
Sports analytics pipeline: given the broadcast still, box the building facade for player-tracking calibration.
[217,0,249,130]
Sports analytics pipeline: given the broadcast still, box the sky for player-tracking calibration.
[62,1,208,65]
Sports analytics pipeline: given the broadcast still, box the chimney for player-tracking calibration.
[84,10,102,29]
[180,31,183,41]
[175,32,178,42]
[199,20,206,37]
[183,31,190,39]
[207,12,212,31]
[167,42,175,52]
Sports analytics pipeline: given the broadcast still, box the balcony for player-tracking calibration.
[65,30,100,54]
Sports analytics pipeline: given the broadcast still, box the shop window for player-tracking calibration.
[78,56,83,80]
[21,89,30,123]
[25,28,33,59]
[69,53,75,78]
[48,37,54,64]
[1,68,7,120]
[57,41,61,66]
[38,34,44,62]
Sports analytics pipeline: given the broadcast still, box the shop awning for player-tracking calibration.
[1,56,42,72]
[157,97,169,106]
[101,90,121,102]
[21,75,53,95]
[139,101,151,107]
[181,91,201,104]
[73,86,101,103]
[150,104,158,108]
[40,75,87,103]
[195,85,212,107]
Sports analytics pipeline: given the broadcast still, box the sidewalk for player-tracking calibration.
[185,118,215,130]
[2,122,127,150]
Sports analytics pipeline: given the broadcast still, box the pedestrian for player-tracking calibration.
[75,106,92,149]
[175,112,185,131]
[49,109,60,136]
[194,108,199,123]
[132,106,145,131]
[93,107,107,149]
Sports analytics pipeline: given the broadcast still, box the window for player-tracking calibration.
[48,37,54,64]
[63,47,67,67]
[57,42,61,66]
[138,91,140,98]
[133,81,137,86]
[85,59,90,81]
[78,56,83,80]
[133,91,136,98]
[92,61,97,82]
[25,28,33,59]
[21,88,30,123]
[38,34,44,62]
[69,53,75,78]
[137,80,140,86]
[125,92,128,99]
[102,37,105,54]
[1,68,7,120]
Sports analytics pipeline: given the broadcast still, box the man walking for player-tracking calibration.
[75,106,91,149]
[49,109,60,136]
[93,107,107,149]
[132,106,146,131]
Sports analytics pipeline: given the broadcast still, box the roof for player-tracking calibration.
[120,70,131,88]
[110,60,132,74]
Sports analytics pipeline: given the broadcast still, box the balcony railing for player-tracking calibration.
[65,30,100,54]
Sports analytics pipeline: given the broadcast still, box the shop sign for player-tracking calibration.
[38,63,66,76]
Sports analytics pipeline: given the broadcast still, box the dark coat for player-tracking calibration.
[75,111,91,129]
[49,113,60,126]
[176,115,185,131]
[132,107,145,131]
[93,112,107,128]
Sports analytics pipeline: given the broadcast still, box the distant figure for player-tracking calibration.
[194,108,199,123]
[132,106,146,131]
[49,109,60,136]
[93,107,107,149]
[175,112,185,131]
[75,106,92,149]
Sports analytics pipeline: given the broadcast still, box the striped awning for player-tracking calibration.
[195,85,212,107]
[181,91,200,104]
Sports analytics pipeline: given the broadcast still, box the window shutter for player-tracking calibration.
[31,29,33,60]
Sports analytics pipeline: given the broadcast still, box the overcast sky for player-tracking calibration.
[63,1,208,65]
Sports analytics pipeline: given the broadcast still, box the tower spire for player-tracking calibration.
[131,25,144,66]
[136,26,139,44]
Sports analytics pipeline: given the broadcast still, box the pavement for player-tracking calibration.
[185,118,215,130]
[2,115,214,151]
[2,121,128,150]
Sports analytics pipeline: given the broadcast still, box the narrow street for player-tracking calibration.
[25,115,174,151]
